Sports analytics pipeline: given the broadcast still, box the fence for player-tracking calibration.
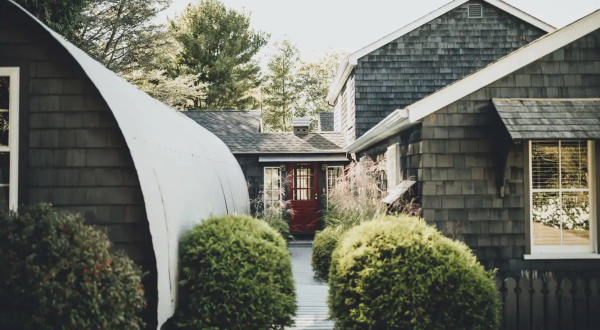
[497,277,600,330]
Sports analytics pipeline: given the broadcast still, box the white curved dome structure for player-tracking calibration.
[7,1,250,327]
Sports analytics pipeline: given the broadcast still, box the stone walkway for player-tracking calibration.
[288,242,334,330]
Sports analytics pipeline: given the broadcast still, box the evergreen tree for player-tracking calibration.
[169,0,268,110]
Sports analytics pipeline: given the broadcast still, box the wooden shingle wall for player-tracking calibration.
[0,3,157,325]
[353,0,547,139]
[419,29,600,276]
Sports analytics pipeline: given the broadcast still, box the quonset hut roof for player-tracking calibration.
[7,1,250,328]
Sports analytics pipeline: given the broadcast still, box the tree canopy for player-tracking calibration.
[169,0,269,110]
[14,0,88,38]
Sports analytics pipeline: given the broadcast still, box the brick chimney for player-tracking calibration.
[292,117,311,135]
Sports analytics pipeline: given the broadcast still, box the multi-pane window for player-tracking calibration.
[293,166,315,201]
[530,141,595,254]
[327,166,344,196]
[0,68,19,211]
[264,167,281,213]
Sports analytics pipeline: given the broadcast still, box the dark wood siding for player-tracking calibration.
[353,0,547,139]
[417,29,600,276]
[0,3,157,325]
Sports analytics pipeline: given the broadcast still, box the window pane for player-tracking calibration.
[0,153,9,185]
[0,112,8,146]
[532,192,561,246]
[561,141,588,189]
[562,192,590,246]
[532,142,560,189]
[0,77,9,110]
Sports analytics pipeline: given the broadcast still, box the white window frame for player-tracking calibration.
[263,167,281,212]
[528,140,596,256]
[0,67,19,211]
[326,166,344,198]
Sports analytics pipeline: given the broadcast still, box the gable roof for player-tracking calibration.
[185,111,347,154]
[347,9,600,153]
[326,0,556,104]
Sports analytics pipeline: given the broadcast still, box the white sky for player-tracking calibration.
[155,0,600,66]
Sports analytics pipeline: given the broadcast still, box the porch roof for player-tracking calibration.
[493,99,600,140]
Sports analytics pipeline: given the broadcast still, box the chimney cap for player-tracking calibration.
[292,117,311,127]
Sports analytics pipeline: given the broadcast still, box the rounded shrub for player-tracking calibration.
[311,225,345,281]
[0,204,146,329]
[260,215,290,241]
[175,215,296,330]
[328,215,500,330]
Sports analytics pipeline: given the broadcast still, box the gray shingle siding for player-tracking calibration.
[417,29,600,276]
[0,3,157,324]
[353,0,547,139]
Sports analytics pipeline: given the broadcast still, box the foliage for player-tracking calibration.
[15,0,89,38]
[262,40,303,131]
[0,204,146,329]
[175,215,296,330]
[311,225,345,281]
[123,69,206,109]
[296,51,346,129]
[324,158,388,228]
[533,193,590,230]
[73,0,172,74]
[262,43,345,132]
[169,0,268,110]
[328,215,500,330]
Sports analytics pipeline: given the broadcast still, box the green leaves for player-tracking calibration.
[169,0,268,110]
[0,204,146,330]
[174,215,297,330]
[328,216,500,330]
[312,226,346,281]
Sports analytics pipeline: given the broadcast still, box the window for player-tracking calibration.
[292,166,315,200]
[0,68,19,211]
[386,143,400,191]
[530,141,595,254]
[327,166,344,197]
[264,167,281,213]
[468,4,483,18]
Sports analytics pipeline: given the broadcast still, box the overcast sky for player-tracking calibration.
[155,0,600,65]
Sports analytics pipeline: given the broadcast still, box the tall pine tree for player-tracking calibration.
[169,0,268,110]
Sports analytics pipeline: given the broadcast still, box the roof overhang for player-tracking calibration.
[346,110,410,153]
[259,154,350,162]
[346,8,600,153]
[326,0,556,105]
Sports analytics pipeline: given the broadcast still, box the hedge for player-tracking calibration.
[328,215,500,330]
[311,225,345,281]
[0,204,146,329]
[175,215,296,330]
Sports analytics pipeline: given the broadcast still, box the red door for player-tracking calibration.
[288,163,319,234]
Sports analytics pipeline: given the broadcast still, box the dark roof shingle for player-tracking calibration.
[493,99,600,140]
[185,110,346,154]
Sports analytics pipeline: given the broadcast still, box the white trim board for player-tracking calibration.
[0,67,20,211]
[346,8,600,153]
[326,0,556,104]
[259,155,349,163]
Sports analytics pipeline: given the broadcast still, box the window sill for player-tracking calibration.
[524,253,600,260]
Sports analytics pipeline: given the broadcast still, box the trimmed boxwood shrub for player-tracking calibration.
[329,215,500,330]
[175,215,296,330]
[311,225,345,281]
[0,204,146,329]
[260,215,290,241]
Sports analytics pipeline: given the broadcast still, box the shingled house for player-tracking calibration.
[0,1,249,327]
[336,0,600,277]
[186,111,349,234]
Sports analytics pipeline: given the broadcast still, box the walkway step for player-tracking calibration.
[288,244,333,330]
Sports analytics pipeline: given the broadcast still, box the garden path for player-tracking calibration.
[288,242,334,330]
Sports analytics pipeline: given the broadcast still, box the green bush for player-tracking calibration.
[328,215,500,330]
[175,215,296,330]
[311,226,345,281]
[0,204,146,329]
[260,214,290,241]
